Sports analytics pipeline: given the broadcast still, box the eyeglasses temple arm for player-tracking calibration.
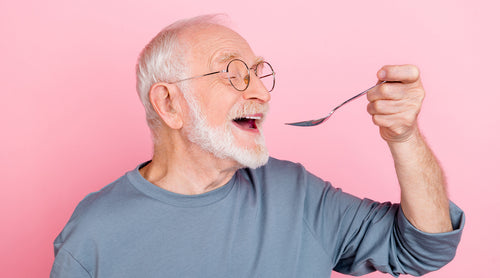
[169,70,224,84]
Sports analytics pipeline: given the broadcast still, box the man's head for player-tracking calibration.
[136,15,272,169]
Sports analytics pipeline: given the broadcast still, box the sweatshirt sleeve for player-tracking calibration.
[302,172,465,277]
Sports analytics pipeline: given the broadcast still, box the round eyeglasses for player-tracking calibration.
[169,59,275,92]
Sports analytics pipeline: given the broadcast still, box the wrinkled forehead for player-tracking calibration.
[179,24,261,70]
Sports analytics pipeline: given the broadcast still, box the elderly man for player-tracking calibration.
[51,15,464,278]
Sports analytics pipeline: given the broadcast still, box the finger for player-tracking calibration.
[367,100,412,115]
[377,64,420,84]
[372,113,396,128]
[372,113,418,142]
[367,82,408,102]
[371,112,418,130]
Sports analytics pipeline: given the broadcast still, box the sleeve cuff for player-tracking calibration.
[395,201,465,272]
[397,201,465,236]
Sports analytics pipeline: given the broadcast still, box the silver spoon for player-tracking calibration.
[285,81,387,127]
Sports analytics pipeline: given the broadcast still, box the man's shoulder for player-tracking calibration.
[259,156,305,173]
[255,157,325,182]
[245,156,329,192]
[55,170,141,242]
[74,173,135,216]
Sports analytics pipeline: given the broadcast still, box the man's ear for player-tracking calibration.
[149,82,184,129]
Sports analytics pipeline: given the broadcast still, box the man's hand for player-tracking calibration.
[366,65,424,143]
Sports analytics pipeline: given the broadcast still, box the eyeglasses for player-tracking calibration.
[170,59,275,92]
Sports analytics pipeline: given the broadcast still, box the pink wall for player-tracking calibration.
[1,0,498,277]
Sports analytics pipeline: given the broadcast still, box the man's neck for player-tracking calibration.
[139,139,241,195]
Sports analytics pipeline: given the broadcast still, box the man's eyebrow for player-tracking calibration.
[214,53,265,67]
[253,56,264,67]
[215,52,239,64]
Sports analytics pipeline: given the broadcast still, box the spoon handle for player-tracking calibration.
[285,81,387,127]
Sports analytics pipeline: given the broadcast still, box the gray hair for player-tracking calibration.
[135,14,229,138]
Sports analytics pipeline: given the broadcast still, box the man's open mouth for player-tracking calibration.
[232,114,262,130]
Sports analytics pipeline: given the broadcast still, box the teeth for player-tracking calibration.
[234,116,261,121]
[245,116,261,120]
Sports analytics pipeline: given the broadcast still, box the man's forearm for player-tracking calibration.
[388,129,452,233]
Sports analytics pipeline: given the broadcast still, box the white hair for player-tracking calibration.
[135,14,229,138]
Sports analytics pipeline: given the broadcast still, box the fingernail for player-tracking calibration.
[378,70,386,79]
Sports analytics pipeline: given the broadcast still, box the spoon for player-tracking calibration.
[285,81,387,127]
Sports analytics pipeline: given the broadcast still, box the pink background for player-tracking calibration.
[1,0,498,277]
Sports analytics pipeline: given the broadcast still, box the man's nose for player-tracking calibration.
[242,74,271,103]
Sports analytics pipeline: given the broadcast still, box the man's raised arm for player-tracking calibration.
[366,65,452,233]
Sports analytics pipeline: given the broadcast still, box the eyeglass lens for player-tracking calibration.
[227,60,275,92]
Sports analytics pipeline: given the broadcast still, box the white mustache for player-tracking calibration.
[229,101,269,120]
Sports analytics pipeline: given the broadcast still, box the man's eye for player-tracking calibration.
[254,64,262,75]
[220,72,233,79]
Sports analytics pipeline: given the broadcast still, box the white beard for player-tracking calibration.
[182,88,269,169]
